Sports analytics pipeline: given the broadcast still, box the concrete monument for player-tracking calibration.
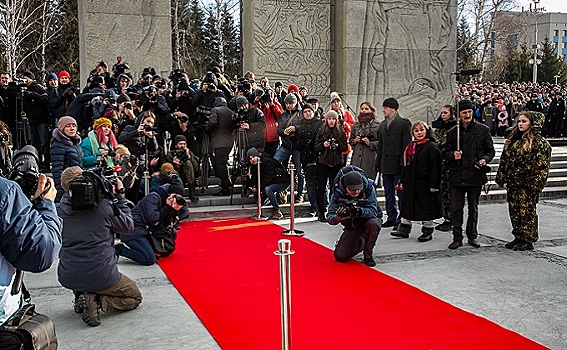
[78,0,172,88]
[243,0,457,122]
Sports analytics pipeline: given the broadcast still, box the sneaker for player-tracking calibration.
[448,241,463,249]
[81,293,101,327]
[435,220,452,232]
[309,211,317,218]
[513,241,534,251]
[390,223,411,238]
[505,237,521,249]
[73,293,85,314]
[295,195,304,203]
[363,256,376,267]
[270,209,283,220]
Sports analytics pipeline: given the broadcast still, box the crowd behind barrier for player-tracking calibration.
[0,61,553,327]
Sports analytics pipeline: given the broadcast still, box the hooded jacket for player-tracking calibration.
[327,165,382,227]
[50,128,83,200]
[207,97,236,149]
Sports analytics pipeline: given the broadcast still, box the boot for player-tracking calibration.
[418,227,434,242]
[188,183,199,202]
[391,223,411,238]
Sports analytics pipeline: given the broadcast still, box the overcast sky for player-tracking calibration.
[515,0,567,13]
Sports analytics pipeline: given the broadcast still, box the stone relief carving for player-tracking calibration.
[252,0,330,96]
[356,0,454,120]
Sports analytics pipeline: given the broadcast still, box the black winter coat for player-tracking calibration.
[238,107,266,150]
[314,124,347,167]
[50,128,83,201]
[400,140,442,221]
[206,97,236,149]
[23,82,49,124]
[443,120,495,187]
[294,116,323,166]
[376,113,412,175]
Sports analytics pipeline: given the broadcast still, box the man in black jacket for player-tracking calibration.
[443,100,495,249]
[375,97,412,229]
[21,71,50,171]
[247,147,289,220]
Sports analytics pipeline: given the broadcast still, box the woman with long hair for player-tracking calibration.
[314,110,348,222]
[349,101,380,179]
[81,117,120,168]
[495,111,551,251]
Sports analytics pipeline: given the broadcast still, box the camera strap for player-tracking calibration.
[285,111,299,128]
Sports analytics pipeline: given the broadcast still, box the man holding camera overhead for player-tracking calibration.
[443,100,495,249]
[327,165,382,267]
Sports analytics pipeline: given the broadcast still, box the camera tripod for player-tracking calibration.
[14,87,31,150]
[200,131,211,193]
[229,127,249,207]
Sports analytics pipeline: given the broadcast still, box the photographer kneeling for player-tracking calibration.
[116,182,189,266]
[327,166,382,267]
[57,166,141,327]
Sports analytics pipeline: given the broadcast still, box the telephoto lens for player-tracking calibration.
[174,194,187,206]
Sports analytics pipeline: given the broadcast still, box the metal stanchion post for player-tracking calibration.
[251,158,267,220]
[274,239,294,350]
[281,164,304,236]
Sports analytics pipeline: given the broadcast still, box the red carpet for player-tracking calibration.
[158,218,547,349]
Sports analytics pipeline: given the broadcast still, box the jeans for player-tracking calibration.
[382,174,402,223]
[274,146,304,194]
[305,176,318,212]
[262,182,289,210]
[119,236,156,266]
[316,164,340,214]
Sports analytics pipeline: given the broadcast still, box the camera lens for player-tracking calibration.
[175,194,186,206]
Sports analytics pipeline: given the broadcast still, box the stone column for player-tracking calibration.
[78,0,172,88]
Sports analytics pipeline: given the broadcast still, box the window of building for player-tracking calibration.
[554,30,559,37]
[563,42,567,49]
[564,30,567,37]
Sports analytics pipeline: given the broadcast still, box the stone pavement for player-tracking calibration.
[25,199,567,349]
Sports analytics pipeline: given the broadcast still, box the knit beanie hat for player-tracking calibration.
[344,171,364,191]
[168,182,185,195]
[58,116,77,130]
[236,96,249,108]
[382,97,399,110]
[174,135,187,144]
[61,166,84,191]
[458,100,474,112]
[287,84,299,93]
[58,70,71,80]
[325,110,339,120]
[45,72,58,82]
[161,162,175,173]
[93,117,112,130]
[284,93,297,105]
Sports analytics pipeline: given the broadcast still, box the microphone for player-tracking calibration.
[453,68,481,76]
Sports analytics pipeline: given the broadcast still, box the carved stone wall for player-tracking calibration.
[242,0,332,98]
[243,0,456,123]
[78,0,172,88]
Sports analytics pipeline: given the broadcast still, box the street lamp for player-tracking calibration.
[528,1,546,83]
[554,74,561,84]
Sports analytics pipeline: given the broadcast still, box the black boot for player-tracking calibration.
[391,223,411,238]
[418,227,434,242]
[505,237,521,249]
[189,183,199,202]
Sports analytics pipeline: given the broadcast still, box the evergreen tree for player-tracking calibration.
[538,36,567,83]
[457,16,475,71]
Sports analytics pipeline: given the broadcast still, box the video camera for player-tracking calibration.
[336,198,368,218]
[7,145,40,200]
[8,79,27,90]
[233,108,248,126]
[68,170,115,211]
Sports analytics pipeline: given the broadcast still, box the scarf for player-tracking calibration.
[357,112,374,124]
[88,130,114,167]
[403,138,429,166]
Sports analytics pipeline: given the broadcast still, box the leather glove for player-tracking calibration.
[347,206,363,218]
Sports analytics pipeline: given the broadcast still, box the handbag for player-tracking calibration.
[0,283,58,350]
[147,225,176,257]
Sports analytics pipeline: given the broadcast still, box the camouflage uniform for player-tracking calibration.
[495,112,551,243]
[433,118,456,222]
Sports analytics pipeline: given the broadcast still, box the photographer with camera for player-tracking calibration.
[206,97,236,196]
[0,152,62,324]
[108,73,133,97]
[117,182,189,266]
[327,166,382,267]
[234,95,266,151]
[50,116,83,202]
[255,88,284,157]
[56,166,141,327]
[314,110,348,222]
[81,117,120,169]
[118,111,161,203]
[167,135,199,202]
[47,71,78,127]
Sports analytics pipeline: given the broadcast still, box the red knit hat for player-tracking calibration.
[58,70,71,79]
[287,84,299,93]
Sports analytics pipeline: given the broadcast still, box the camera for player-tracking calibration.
[143,124,155,132]
[358,134,366,139]
[233,108,248,126]
[99,60,106,67]
[327,137,339,150]
[68,170,116,211]
[7,145,40,199]
[176,114,189,123]
[474,161,491,173]
[260,93,272,104]
[173,194,186,206]
[336,198,367,218]
[124,102,132,110]
[174,149,188,162]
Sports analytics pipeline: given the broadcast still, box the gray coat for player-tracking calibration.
[57,193,134,292]
[349,119,380,178]
[376,112,412,175]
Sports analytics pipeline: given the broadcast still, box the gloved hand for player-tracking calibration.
[336,206,349,218]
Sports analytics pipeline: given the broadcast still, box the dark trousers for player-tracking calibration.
[334,217,382,262]
[212,146,231,191]
[382,174,402,223]
[316,164,341,214]
[450,186,481,241]
[30,122,50,169]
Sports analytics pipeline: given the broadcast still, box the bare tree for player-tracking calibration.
[0,0,62,77]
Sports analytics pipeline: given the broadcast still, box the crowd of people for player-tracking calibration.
[0,61,555,330]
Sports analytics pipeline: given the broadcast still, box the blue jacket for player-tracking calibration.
[327,165,382,226]
[50,128,83,201]
[123,184,190,241]
[0,177,62,323]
